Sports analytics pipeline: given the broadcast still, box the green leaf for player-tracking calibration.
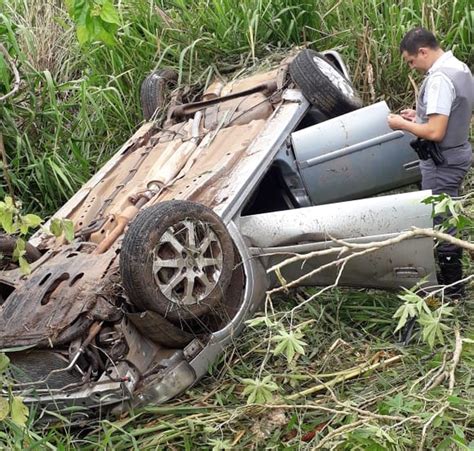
[19,212,43,234]
[99,1,120,25]
[62,220,75,242]
[393,302,416,332]
[95,25,116,46]
[0,397,9,422]
[75,0,90,26]
[18,256,31,275]
[10,396,28,427]
[21,214,43,229]
[452,424,465,440]
[64,0,74,14]
[0,353,10,372]
[208,438,233,451]
[50,218,63,237]
[433,197,450,216]
[0,210,14,234]
[12,238,25,260]
[4,196,14,209]
[418,306,453,349]
[76,25,90,45]
[245,316,274,328]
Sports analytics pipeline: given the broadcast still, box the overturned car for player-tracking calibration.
[0,49,438,415]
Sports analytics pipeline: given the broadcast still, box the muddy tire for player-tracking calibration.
[140,69,178,121]
[0,234,41,270]
[289,49,362,117]
[120,201,234,323]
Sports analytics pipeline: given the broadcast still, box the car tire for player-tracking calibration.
[0,234,41,270]
[140,69,178,121]
[120,201,234,323]
[289,49,362,117]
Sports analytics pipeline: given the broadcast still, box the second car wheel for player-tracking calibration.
[120,201,234,323]
[140,68,178,121]
[289,49,363,117]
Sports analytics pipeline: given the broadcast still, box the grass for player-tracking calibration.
[4,285,472,449]
[0,0,473,448]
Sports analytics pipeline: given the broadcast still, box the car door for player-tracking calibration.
[291,101,420,205]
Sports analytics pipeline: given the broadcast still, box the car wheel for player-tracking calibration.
[289,49,362,117]
[120,201,234,323]
[140,68,178,121]
[0,234,41,270]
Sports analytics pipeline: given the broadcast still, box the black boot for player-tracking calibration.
[438,248,465,300]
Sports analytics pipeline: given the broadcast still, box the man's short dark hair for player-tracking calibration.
[400,27,439,54]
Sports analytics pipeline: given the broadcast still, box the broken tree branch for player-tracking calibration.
[267,227,474,295]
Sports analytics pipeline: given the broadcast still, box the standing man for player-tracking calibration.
[387,27,473,297]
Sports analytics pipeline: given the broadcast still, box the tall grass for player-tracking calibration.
[1,0,471,214]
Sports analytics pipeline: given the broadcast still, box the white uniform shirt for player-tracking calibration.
[423,51,471,116]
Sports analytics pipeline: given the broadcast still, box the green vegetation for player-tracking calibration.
[0,0,473,448]
[1,288,473,449]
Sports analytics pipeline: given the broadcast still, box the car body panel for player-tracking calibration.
[240,190,438,289]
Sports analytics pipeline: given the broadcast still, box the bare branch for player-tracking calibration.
[448,327,462,393]
[331,227,474,252]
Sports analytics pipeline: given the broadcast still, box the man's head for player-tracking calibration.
[399,27,443,73]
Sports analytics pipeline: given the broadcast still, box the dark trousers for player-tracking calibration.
[419,157,470,289]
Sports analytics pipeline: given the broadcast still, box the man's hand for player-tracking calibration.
[400,109,416,122]
[387,113,408,130]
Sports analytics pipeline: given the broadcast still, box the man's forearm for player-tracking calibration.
[397,119,443,141]
[387,113,448,142]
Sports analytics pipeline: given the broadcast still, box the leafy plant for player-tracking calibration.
[208,438,233,450]
[65,0,121,46]
[271,327,307,364]
[241,375,279,404]
[418,304,453,348]
[0,196,42,273]
[0,354,29,428]
[0,195,74,273]
[393,289,430,333]
[422,193,473,231]
[0,197,42,236]
[393,288,454,348]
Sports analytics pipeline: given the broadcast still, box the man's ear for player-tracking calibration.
[418,47,429,57]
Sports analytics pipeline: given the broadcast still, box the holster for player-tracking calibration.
[409,138,445,166]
